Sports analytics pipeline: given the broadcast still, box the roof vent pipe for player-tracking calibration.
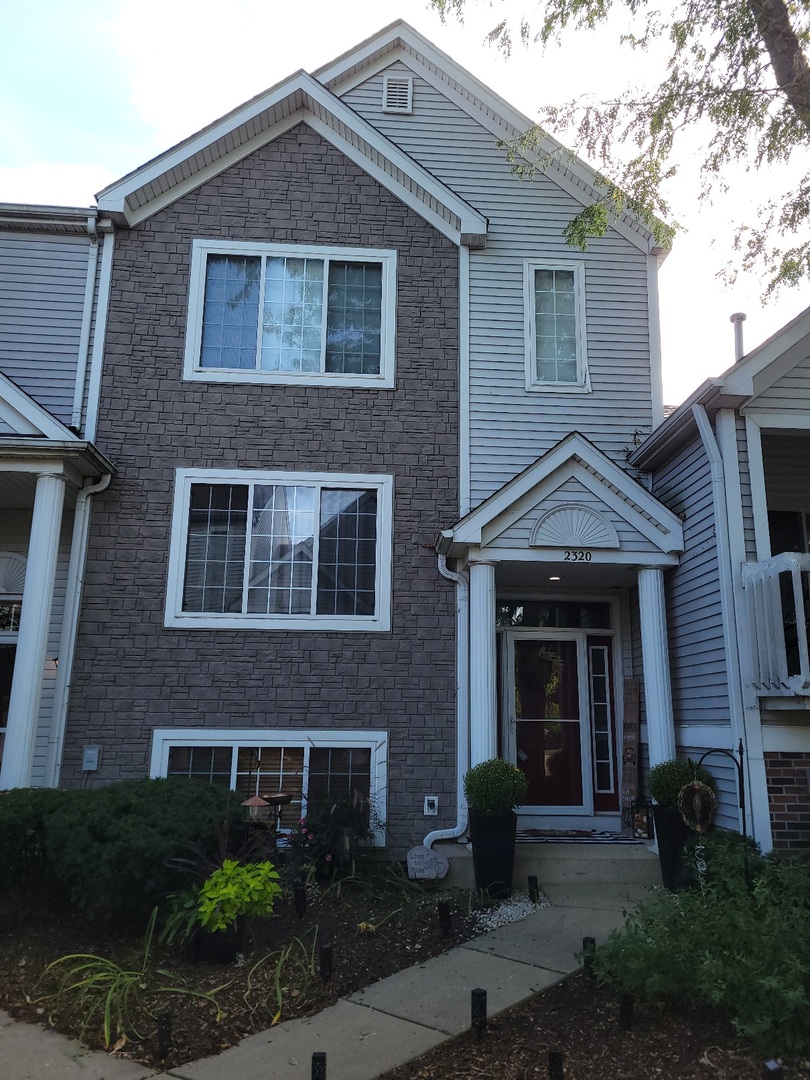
[730,312,746,362]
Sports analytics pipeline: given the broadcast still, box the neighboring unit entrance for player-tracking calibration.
[502,625,618,826]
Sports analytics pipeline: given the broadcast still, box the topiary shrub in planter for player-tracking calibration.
[647,758,716,890]
[464,759,528,899]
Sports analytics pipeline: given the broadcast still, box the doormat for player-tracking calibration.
[517,829,644,845]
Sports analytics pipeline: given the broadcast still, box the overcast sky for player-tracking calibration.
[2,0,807,406]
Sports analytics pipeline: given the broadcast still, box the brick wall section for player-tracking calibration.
[765,752,810,850]
[64,124,460,854]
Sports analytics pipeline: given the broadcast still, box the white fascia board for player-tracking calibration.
[318,25,657,254]
[722,305,810,398]
[97,71,486,244]
[0,373,78,441]
[473,545,677,568]
[454,432,679,544]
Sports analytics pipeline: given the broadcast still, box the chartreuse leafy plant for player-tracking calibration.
[593,833,810,1054]
[164,860,282,942]
[464,758,528,813]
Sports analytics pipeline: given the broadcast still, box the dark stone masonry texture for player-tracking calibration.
[65,124,460,854]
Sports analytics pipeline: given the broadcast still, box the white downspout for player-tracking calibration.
[423,553,470,846]
[46,472,112,786]
[692,404,750,833]
[71,216,99,431]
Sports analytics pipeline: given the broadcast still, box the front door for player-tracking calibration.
[503,630,618,820]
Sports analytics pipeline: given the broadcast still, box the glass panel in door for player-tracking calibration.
[514,638,584,807]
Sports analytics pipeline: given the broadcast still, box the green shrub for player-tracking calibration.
[464,758,527,813]
[43,779,243,920]
[0,787,74,893]
[594,833,810,1054]
[647,758,716,807]
[285,791,377,880]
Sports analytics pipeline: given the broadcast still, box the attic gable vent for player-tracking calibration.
[383,75,413,114]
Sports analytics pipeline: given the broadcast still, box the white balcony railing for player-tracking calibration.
[741,552,810,695]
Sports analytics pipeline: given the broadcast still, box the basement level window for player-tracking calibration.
[383,75,413,113]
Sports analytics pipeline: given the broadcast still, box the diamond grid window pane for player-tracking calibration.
[325,262,382,375]
[534,268,579,383]
[316,489,377,616]
[200,256,260,369]
[183,485,248,612]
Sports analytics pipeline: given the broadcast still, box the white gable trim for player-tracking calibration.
[0,373,79,441]
[317,24,660,254]
[97,72,487,245]
[451,433,682,552]
[721,306,810,399]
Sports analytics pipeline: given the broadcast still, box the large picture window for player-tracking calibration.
[184,241,396,387]
[166,470,393,631]
[524,260,589,393]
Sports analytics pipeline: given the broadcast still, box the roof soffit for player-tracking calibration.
[452,433,683,553]
[316,22,661,255]
[96,72,487,243]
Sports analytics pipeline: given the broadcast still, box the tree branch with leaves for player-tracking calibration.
[433,0,810,295]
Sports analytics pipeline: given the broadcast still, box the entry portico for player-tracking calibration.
[438,433,683,831]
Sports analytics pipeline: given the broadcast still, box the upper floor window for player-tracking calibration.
[165,469,393,631]
[184,241,397,388]
[524,261,589,393]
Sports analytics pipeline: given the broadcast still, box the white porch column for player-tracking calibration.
[469,560,497,766]
[0,473,66,789]
[638,566,676,767]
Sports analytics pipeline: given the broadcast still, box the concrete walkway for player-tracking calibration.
[0,883,646,1080]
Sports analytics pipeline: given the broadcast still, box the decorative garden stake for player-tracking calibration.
[548,1049,564,1080]
[618,993,634,1031]
[319,943,333,983]
[471,987,487,1041]
[156,1009,172,1059]
[437,899,451,935]
[528,875,539,904]
[582,936,596,978]
[311,1051,327,1080]
[294,883,307,918]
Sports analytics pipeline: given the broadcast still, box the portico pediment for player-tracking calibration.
[438,432,683,562]
[0,372,79,441]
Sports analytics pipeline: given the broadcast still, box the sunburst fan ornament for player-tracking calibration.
[677,781,717,832]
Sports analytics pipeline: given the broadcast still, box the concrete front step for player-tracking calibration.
[435,840,662,890]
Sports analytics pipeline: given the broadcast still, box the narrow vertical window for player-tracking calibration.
[525,261,588,392]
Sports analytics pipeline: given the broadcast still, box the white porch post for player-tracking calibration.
[638,566,676,767]
[469,560,497,766]
[0,473,66,789]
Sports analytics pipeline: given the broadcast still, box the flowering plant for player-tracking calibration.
[283,791,376,880]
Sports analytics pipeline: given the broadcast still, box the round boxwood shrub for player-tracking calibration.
[464,758,528,813]
[647,758,716,808]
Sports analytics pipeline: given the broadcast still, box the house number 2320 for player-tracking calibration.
[564,550,592,561]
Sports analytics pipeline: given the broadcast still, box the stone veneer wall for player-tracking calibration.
[765,752,810,850]
[64,123,460,854]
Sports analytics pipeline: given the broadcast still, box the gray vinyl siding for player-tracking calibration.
[340,63,654,507]
[653,434,732,728]
[753,349,810,411]
[0,231,91,426]
[737,415,756,559]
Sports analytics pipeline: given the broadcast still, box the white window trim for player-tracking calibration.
[184,239,397,388]
[149,727,388,845]
[523,259,590,394]
[165,468,393,632]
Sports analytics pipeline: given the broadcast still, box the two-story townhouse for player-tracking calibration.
[0,203,114,790]
[632,308,810,853]
[51,22,693,857]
